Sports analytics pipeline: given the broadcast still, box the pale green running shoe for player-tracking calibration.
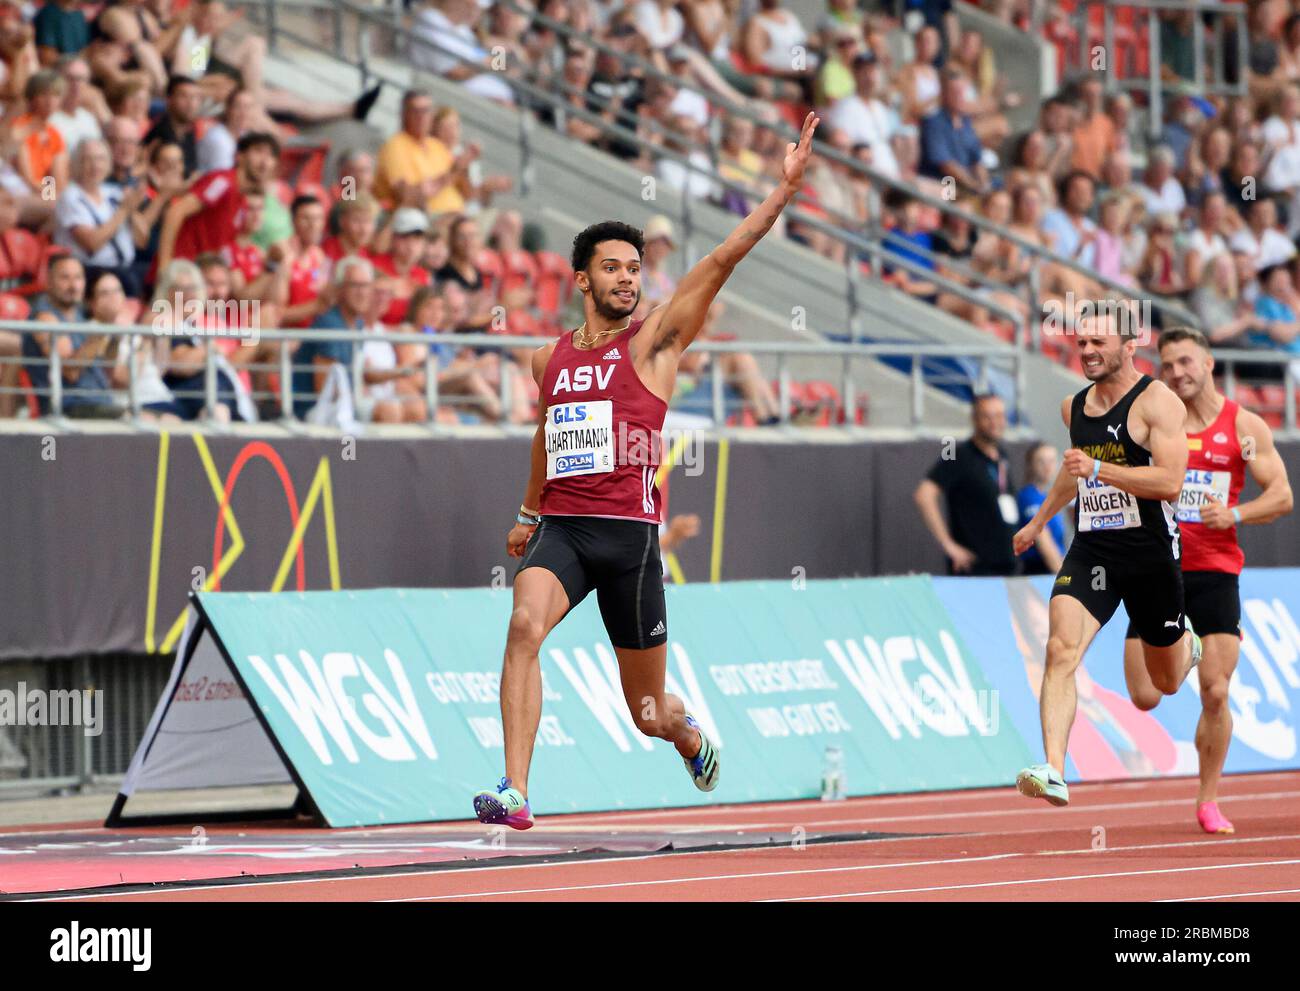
[683,714,720,792]
[1016,763,1069,807]
[473,777,534,830]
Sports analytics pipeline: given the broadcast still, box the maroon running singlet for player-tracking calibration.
[538,319,668,524]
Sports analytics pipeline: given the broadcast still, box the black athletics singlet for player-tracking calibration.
[1069,375,1180,563]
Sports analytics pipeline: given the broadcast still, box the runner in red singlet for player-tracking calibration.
[1122,328,1293,834]
[472,113,820,829]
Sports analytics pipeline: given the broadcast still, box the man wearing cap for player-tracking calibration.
[636,215,677,319]
[374,208,434,325]
[828,50,899,180]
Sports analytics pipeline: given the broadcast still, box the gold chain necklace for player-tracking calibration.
[574,318,632,350]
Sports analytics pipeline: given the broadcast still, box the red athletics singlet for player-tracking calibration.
[1176,397,1247,574]
[538,319,667,524]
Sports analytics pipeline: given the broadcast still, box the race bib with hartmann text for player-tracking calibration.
[546,400,614,479]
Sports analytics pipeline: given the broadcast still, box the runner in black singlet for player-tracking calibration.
[1011,314,1202,807]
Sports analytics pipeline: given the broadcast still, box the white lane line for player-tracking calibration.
[1158,888,1300,902]
[382,834,1300,902]
[767,859,1300,902]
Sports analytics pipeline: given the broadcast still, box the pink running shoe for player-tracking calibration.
[1197,801,1234,834]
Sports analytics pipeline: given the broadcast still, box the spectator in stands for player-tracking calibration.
[293,254,373,419]
[357,278,428,424]
[1221,142,1260,224]
[13,69,70,194]
[1041,170,1096,264]
[585,23,647,161]
[24,253,123,417]
[219,188,274,300]
[410,0,516,105]
[1187,126,1231,208]
[128,137,185,291]
[276,194,332,328]
[1249,262,1300,356]
[656,113,719,201]
[155,258,246,422]
[898,25,943,125]
[950,28,1014,150]
[374,89,466,215]
[815,24,860,108]
[1007,130,1055,208]
[143,75,204,176]
[50,56,104,155]
[1137,146,1186,219]
[1136,211,1186,297]
[88,0,169,94]
[156,130,279,275]
[1184,192,1231,289]
[437,213,496,332]
[1067,76,1114,182]
[335,148,376,204]
[431,106,512,214]
[394,283,497,423]
[913,393,1018,576]
[323,193,379,264]
[34,0,90,66]
[828,51,899,180]
[374,208,433,326]
[1092,192,1134,289]
[87,268,173,420]
[881,190,938,303]
[740,0,814,100]
[196,86,253,174]
[671,299,781,424]
[1192,252,1256,346]
[1263,86,1300,229]
[1036,96,1076,183]
[54,137,142,296]
[1016,442,1066,575]
[635,214,677,318]
[920,70,988,195]
[540,42,604,145]
[1229,198,1293,273]
[104,75,151,138]
[104,114,141,187]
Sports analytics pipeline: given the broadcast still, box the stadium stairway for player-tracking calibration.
[256,9,1082,442]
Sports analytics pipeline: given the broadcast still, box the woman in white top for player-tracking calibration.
[54,138,143,294]
[360,279,427,424]
[740,0,814,98]
[898,27,943,123]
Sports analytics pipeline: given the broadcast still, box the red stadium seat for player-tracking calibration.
[476,248,503,297]
[0,293,30,320]
[534,251,574,316]
[498,249,539,298]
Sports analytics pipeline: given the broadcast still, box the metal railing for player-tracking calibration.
[0,321,1031,429]
[1060,0,1248,139]
[240,0,1201,362]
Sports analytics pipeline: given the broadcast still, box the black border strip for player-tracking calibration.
[1,830,944,901]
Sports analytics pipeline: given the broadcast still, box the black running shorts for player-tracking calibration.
[1050,543,1186,647]
[516,515,667,650]
[1125,570,1241,640]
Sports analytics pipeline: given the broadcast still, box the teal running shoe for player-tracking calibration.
[1016,763,1069,807]
[473,777,534,830]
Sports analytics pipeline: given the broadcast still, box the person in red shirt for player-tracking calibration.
[155,130,280,277]
[274,194,332,327]
[372,207,432,326]
[322,193,380,263]
[1123,328,1293,835]
[219,188,272,299]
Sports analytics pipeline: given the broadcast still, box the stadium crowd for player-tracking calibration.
[2,0,1300,426]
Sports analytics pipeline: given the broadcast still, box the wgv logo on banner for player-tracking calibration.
[246,649,438,765]
[823,630,1000,739]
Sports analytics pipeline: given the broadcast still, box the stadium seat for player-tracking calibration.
[534,251,575,316]
[0,293,30,320]
[477,249,503,297]
[498,249,539,298]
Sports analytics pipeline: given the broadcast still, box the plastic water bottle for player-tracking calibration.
[820,744,846,801]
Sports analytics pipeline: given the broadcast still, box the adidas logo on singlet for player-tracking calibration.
[603,348,621,360]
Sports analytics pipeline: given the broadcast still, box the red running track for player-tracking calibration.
[22,770,1300,903]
